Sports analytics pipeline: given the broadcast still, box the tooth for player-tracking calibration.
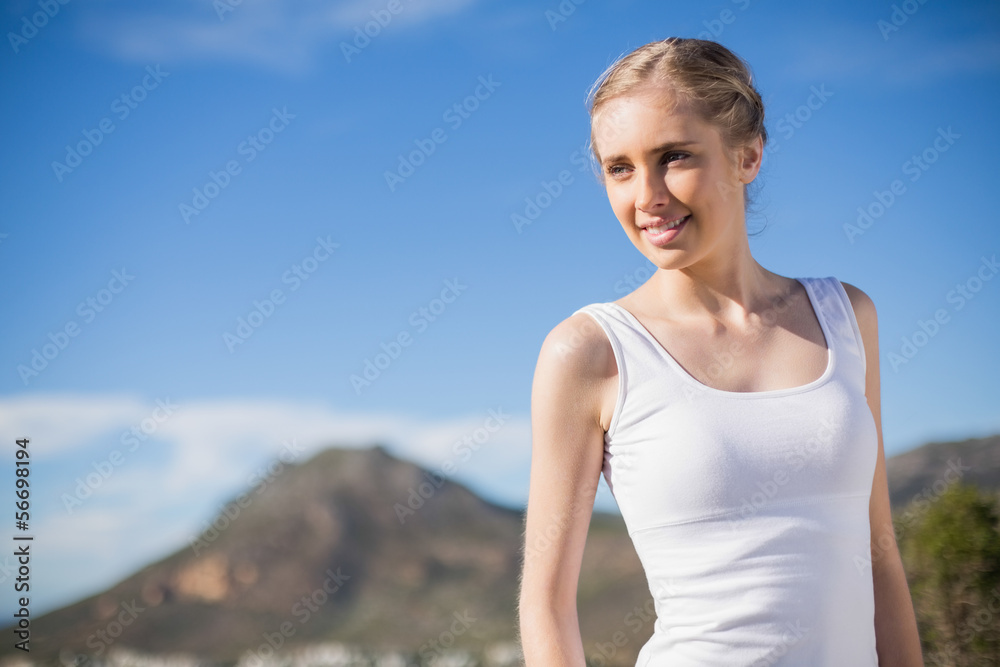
[645,216,687,232]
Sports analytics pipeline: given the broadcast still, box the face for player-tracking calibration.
[592,86,762,271]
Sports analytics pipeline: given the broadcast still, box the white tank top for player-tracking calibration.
[573,276,879,666]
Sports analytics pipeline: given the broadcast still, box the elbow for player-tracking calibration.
[518,588,579,651]
[518,589,560,633]
[518,577,578,625]
[518,598,582,667]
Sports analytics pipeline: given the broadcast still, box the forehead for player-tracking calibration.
[592,86,720,160]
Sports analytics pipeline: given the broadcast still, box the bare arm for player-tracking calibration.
[842,282,924,667]
[518,313,615,666]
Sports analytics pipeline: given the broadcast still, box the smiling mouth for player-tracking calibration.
[641,215,689,233]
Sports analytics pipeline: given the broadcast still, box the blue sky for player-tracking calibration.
[1,0,998,618]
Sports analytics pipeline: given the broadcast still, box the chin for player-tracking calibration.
[631,246,681,272]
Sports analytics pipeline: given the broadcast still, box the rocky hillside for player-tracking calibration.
[4,432,998,666]
[1,445,649,665]
[886,433,1000,508]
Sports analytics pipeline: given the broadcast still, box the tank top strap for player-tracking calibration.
[801,276,868,390]
[572,301,681,379]
[571,304,627,438]
[571,302,695,438]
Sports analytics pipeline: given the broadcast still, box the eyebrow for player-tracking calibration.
[600,141,700,166]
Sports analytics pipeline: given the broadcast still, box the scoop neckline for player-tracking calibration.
[605,277,835,399]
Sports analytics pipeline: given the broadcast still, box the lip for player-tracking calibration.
[640,215,689,246]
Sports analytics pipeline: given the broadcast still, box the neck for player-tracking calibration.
[646,224,783,324]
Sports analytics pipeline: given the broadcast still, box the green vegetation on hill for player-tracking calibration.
[896,481,1000,666]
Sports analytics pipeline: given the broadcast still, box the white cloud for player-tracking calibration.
[74,0,480,74]
[0,392,147,457]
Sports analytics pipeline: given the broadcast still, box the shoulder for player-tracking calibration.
[837,280,878,333]
[837,281,880,371]
[535,309,616,383]
[532,309,618,432]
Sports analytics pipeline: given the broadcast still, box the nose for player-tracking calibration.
[635,167,669,213]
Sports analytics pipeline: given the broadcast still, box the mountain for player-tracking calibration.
[885,433,1000,509]
[4,433,999,666]
[1,445,649,665]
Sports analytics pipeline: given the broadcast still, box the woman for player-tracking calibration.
[518,38,924,666]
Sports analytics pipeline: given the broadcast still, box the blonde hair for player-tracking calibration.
[586,37,768,167]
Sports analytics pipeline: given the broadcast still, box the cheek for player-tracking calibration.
[665,170,701,202]
[672,170,731,215]
[606,187,634,219]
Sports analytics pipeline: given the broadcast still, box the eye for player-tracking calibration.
[606,164,632,178]
[662,151,688,164]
